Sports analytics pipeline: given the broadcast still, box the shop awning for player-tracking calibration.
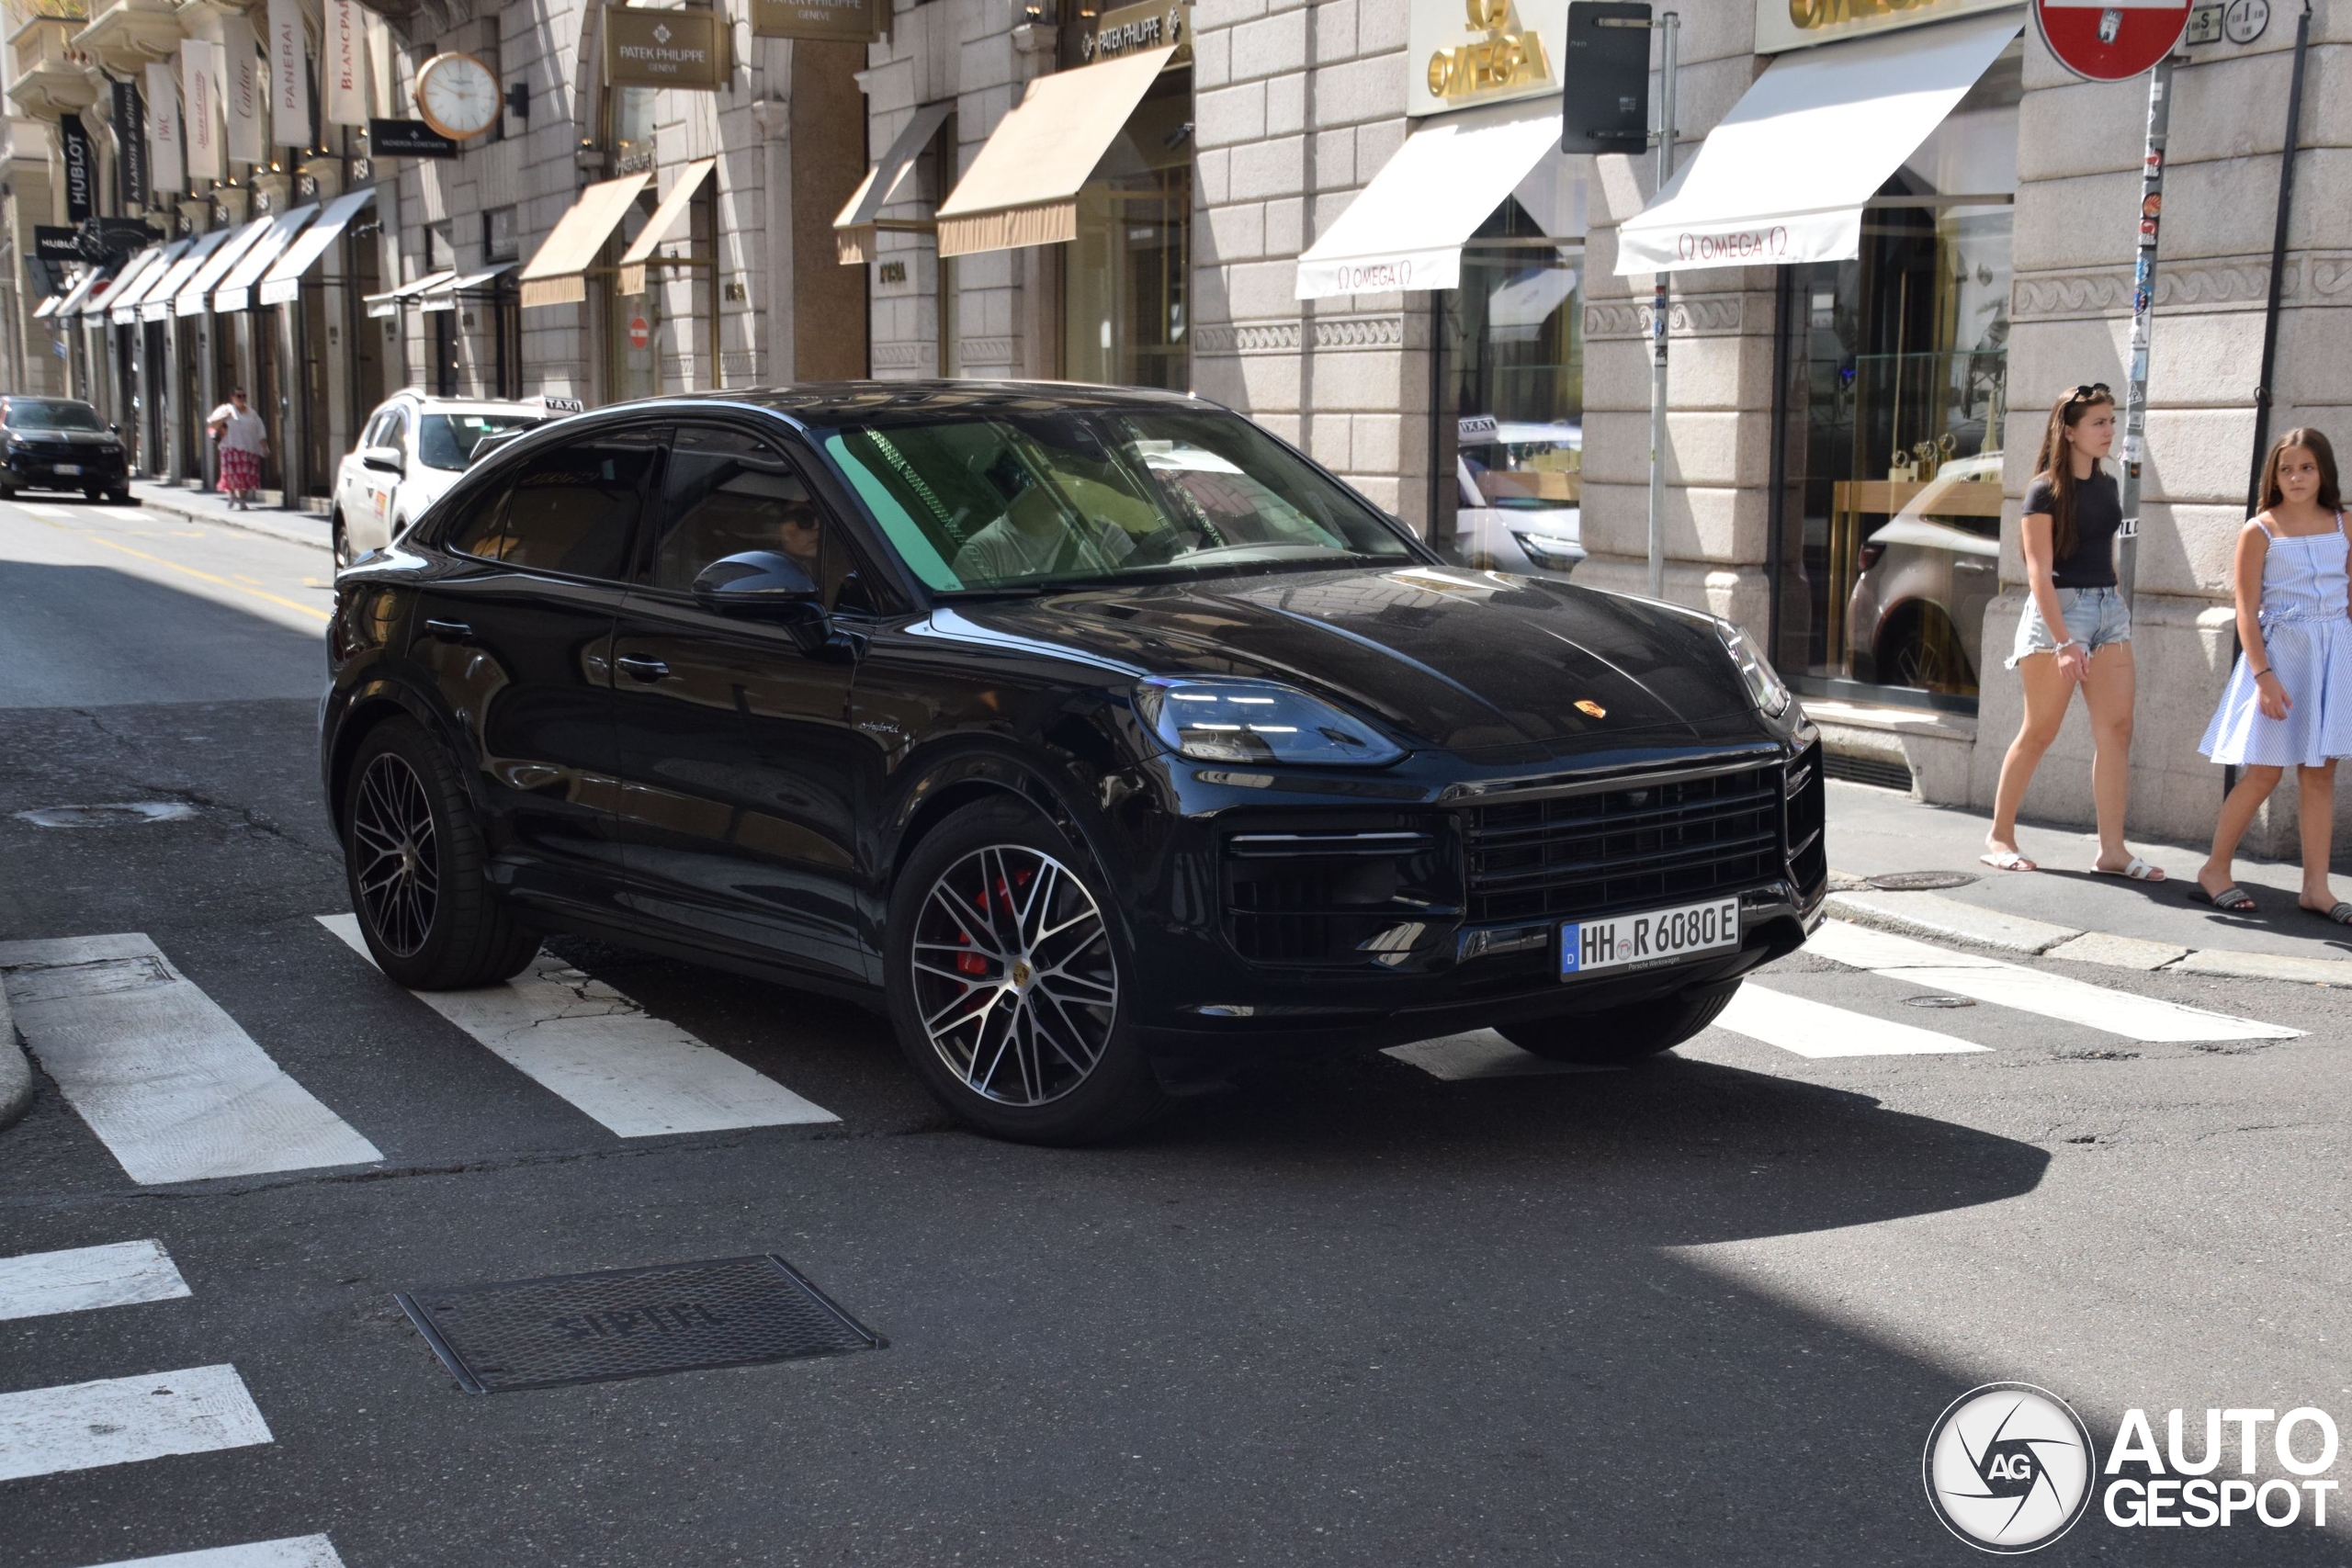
[88,246,162,321]
[833,101,951,265]
[1295,98,1565,300]
[935,47,1176,258]
[177,219,275,317]
[51,263,113,320]
[256,187,378,307]
[137,230,230,322]
[418,262,515,313]
[363,269,453,318]
[519,173,651,309]
[108,241,188,324]
[616,158,717,295]
[33,292,62,318]
[1614,10,2018,276]
[213,204,318,312]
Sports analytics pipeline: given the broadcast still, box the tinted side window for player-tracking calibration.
[646,425,851,605]
[441,477,511,559]
[494,434,658,581]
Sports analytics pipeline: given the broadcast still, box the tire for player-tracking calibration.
[332,513,353,570]
[340,715,538,989]
[884,796,1167,1145]
[1498,979,1743,1066]
[108,487,131,505]
[85,487,104,502]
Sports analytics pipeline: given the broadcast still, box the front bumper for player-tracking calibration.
[5,451,125,489]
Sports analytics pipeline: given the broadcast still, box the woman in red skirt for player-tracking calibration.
[206,388,268,510]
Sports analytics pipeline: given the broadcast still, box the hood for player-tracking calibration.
[12,428,119,446]
[957,565,1760,760]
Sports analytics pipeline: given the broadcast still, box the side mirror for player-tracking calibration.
[360,445,403,474]
[692,550,832,654]
[107,423,120,434]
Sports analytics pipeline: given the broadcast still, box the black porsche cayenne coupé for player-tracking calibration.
[322,383,1826,1142]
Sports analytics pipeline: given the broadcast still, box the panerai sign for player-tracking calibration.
[1407,0,1565,118]
[605,8,728,89]
[1754,0,2018,53]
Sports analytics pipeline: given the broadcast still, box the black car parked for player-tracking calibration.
[0,397,130,502]
[322,384,1826,1143]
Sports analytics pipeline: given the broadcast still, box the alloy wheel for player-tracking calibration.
[910,843,1118,1106]
[351,750,439,957]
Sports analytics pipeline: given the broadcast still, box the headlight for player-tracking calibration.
[1134,677,1406,767]
[1717,621,1793,717]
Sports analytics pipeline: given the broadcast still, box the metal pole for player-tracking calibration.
[2115,54,2172,609]
[1646,10,1678,600]
[2245,1,2311,512]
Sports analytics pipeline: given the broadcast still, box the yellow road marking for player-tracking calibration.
[28,515,332,622]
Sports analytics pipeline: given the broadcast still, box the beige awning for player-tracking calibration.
[935,47,1175,258]
[616,158,717,296]
[519,173,651,309]
[833,101,950,265]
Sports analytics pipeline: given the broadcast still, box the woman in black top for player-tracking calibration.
[1981,385,2165,880]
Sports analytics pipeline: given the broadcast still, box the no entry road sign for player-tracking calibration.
[2035,0,2193,81]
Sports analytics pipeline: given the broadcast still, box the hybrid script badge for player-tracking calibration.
[1924,1382,2098,1552]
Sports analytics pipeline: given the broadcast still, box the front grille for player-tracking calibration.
[1464,762,1783,923]
[1222,829,1448,967]
[1785,740,1826,893]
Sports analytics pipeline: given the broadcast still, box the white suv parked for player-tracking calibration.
[332,391,580,567]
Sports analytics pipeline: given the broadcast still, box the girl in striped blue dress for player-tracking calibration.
[2194,429,2352,922]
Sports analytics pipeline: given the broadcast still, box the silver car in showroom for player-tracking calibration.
[1845,451,2001,694]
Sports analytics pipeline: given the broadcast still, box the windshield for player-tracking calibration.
[819,406,1415,592]
[5,400,104,432]
[417,412,537,471]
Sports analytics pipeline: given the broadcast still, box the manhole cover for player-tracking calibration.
[1866,871,1979,891]
[15,802,197,829]
[1903,995,1976,1010]
[396,1255,883,1393]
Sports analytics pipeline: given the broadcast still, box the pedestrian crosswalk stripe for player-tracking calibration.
[1715,983,1992,1058]
[316,915,839,1136]
[0,1240,190,1322]
[1807,921,2298,1043]
[73,1539,345,1568]
[0,934,384,1184]
[0,1364,271,1483]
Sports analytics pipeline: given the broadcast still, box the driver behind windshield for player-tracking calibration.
[950,452,1136,582]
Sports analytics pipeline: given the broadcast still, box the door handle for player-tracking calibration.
[424,618,472,642]
[617,654,671,682]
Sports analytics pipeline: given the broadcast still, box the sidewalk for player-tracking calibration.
[1825,780,2352,984]
[130,479,331,553]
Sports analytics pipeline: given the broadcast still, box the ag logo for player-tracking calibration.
[1923,1382,2097,1553]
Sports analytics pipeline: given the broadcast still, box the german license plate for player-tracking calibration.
[1560,897,1740,979]
[53,463,79,475]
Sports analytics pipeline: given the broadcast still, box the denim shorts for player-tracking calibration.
[2007,585,2132,670]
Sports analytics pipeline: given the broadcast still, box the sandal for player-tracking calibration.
[2189,885,2257,913]
[1980,849,2037,872]
[2092,856,2166,882]
[2302,901,2352,926]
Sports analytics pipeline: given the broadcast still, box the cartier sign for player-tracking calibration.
[606,8,728,89]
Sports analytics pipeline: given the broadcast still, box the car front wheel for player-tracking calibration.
[884,797,1167,1145]
[332,512,353,569]
[1497,979,1742,1065]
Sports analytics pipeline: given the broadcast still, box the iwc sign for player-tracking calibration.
[1407,0,1565,117]
[1756,0,2019,53]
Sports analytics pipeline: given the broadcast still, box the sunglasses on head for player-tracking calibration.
[2066,383,2111,404]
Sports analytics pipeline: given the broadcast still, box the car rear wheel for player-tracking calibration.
[332,512,352,569]
[885,797,1167,1145]
[342,716,538,989]
[1497,979,1742,1065]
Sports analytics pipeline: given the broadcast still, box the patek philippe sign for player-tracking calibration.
[606,9,728,89]
[368,118,459,158]
[1081,1,1193,63]
[1408,0,1567,117]
[57,115,94,221]
[112,77,148,209]
[1755,0,2022,53]
[749,0,883,42]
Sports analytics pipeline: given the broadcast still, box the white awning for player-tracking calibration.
[175,218,273,317]
[256,187,378,306]
[834,101,951,265]
[418,262,515,312]
[935,47,1176,258]
[52,265,113,320]
[108,242,187,324]
[363,268,455,318]
[616,157,717,296]
[1614,10,2019,276]
[137,230,229,322]
[519,173,651,309]
[32,292,62,319]
[1295,99,1565,300]
[214,204,318,312]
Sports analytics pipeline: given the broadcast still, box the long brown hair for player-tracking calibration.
[2032,385,2115,561]
[2257,428,2343,513]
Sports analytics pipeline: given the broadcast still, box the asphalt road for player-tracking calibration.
[3,493,2348,1566]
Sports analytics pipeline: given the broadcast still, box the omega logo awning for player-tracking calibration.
[1295,97,1566,300]
[934,46,1177,259]
[1613,10,2018,276]
[518,172,653,308]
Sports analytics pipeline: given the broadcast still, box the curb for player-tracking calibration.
[131,487,332,553]
[0,984,29,1134]
[1823,884,2352,987]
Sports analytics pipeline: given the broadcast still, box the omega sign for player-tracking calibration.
[1427,0,1551,100]
[1678,226,1791,264]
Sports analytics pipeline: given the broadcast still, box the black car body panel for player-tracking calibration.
[322,384,1826,1074]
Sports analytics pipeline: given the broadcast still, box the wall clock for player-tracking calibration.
[415,52,500,141]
